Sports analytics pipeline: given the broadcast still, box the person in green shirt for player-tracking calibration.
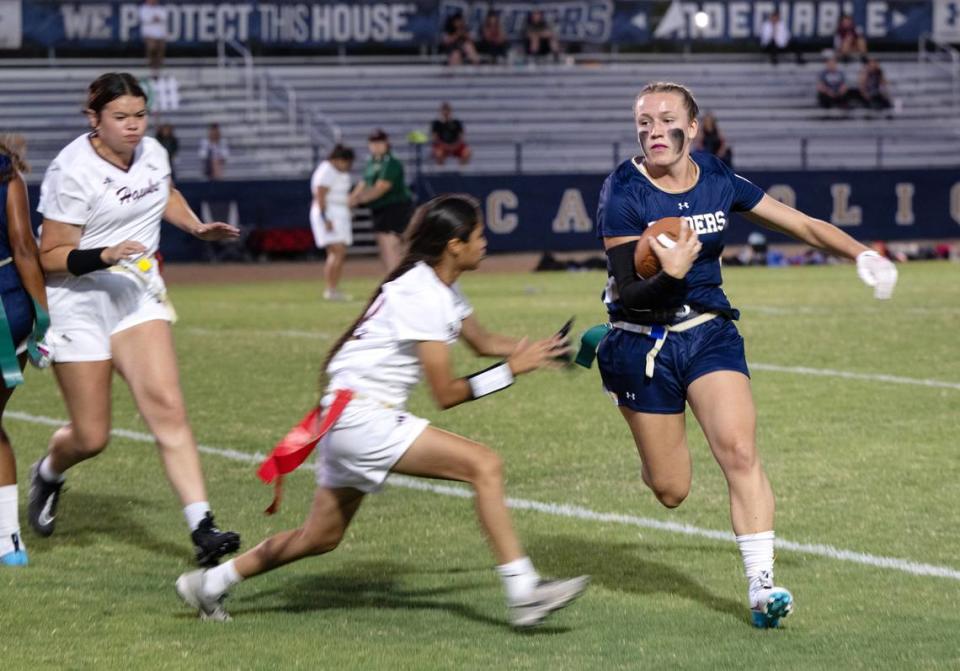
[349,129,413,270]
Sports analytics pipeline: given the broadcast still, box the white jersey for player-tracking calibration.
[38,134,171,256]
[326,262,473,407]
[140,5,168,39]
[310,160,351,209]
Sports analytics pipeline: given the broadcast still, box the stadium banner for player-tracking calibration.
[7,0,949,51]
[420,167,960,252]
[26,168,960,260]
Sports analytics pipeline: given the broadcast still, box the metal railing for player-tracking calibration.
[401,131,960,175]
[918,32,960,111]
[216,38,254,107]
[216,39,341,157]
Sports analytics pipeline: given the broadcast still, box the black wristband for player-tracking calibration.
[66,247,110,276]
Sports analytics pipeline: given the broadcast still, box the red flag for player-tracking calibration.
[257,389,353,514]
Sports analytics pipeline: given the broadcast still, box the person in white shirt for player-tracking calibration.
[198,123,229,181]
[139,0,168,72]
[176,194,590,628]
[28,72,242,568]
[759,11,805,65]
[309,144,355,301]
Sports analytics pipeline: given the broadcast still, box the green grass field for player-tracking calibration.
[2,261,958,670]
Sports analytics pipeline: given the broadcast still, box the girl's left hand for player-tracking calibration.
[195,222,241,241]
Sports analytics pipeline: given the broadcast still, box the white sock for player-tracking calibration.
[203,559,242,599]
[0,484,24,555]
[183,502,211,531]
[496,556,541,605]
[38,456,65,483]
[736,530,775,591]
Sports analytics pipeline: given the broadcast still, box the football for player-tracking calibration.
[634,216,685,278]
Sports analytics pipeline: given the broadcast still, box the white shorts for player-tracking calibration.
[315,396,429,493]
[310,204,352,248]
[45,270,173,362]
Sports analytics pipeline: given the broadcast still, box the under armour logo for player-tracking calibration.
[103,177,113,185]
[677,201,690,210]
[625,391,636,400]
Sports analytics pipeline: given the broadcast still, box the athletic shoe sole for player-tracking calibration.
[175,571,231,622]
[751,591,794,628]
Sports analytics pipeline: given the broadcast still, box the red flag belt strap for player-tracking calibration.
[257,388,354,514]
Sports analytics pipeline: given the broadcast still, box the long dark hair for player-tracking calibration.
[0,134,28,184]
[86,72,147,118]
[328,144,355,162]
[320,193,481,383]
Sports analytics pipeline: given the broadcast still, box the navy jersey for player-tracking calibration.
[0,159,34,350]
[596,152,764,322]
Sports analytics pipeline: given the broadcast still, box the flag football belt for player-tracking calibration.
[257,389,355,514]
[109,254,178,323]
[0,256,50,388]
[611,311,719,378]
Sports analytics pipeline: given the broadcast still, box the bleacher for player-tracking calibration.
[1,54,958,185]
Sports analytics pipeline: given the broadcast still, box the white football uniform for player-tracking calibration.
[38,133,174,362]
[309,160,352,247]
[317,261,474,492]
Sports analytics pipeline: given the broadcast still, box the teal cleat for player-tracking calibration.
[1,532,28,566]
[751,587,793,628]
[1,549,28,566]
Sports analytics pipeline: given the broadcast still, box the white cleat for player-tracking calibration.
[509,576,590,629]
[176,569,231,622]
[749,571,793,629]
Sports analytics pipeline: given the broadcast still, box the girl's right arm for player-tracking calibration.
[39,219,145,274]
[417,335,567,410]
[6,174,47,311]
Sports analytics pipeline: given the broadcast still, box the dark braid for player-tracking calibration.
[319,194,481,391]
[0,135,28,184]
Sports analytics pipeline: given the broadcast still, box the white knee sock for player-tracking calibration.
[496,556,541,605]
[736,530,775,590]
[0,484,24,555]
[183,501,211,531]
[203,559,242,599]
[38,456,65,483]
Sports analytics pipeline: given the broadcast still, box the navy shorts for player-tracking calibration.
[597,317,750,414]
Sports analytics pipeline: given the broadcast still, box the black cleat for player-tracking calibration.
[191,512,240,567]
[27,460,65,537]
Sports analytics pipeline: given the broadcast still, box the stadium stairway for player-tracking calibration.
[1,56,957,184]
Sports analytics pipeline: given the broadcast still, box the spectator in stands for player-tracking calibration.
[155,124,179,181]
[349,129,413,271]
[431,102,472,167]
[695,112,733,167]
[759,11,805,65]
[198,123,229,181]
[834,14,868,63]
[440,11,480,66]
[310,144,355,302]
[140,0,168,73]
[477,11,510,64]
[857,58,893,111]
[525,10,561,62]
[816,57,852,110]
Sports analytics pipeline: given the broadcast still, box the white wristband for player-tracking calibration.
[467,362,514,399]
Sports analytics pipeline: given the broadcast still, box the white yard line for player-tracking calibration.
[183,326,332,340]
[750,363,960,391]
[8,410,959,582]
[185,325,959,391]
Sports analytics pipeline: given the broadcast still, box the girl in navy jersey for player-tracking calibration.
[595,82,897,627]
[0,137,48,567]
[175,194,588,628]
[29,73,241,568]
